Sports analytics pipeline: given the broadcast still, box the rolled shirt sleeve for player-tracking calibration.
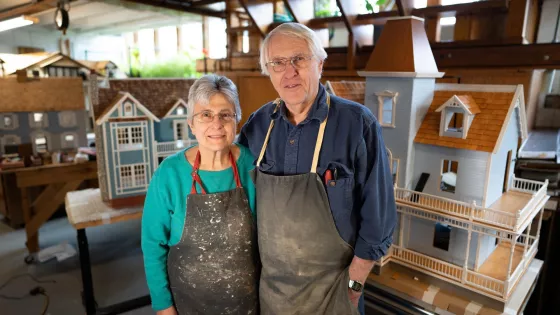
[354,120,398,261]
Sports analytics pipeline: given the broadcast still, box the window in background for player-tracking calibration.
[158,26,178,59]
[208,17,227,59]
[138,28,156,64]
[181,22,203,55]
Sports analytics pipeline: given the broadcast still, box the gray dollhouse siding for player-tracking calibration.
[104,120,154,198]
[475,233,498,270]
[155,118,175,142]
[364,77,436,189]
[485,108,520,208]
[413,143,489,205]
[0,110,87,150]
[404,215,479,269]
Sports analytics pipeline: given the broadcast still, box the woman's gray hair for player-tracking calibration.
[259,22,327,76]
[187,74,241,123]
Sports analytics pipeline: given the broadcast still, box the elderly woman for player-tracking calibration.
[141,74,258,315]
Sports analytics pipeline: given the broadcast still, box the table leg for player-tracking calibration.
[77,228,97,315]
[21,187,39,254]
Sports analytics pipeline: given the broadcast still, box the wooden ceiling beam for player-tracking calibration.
[395,0,414,16]
[0,0,58,21]
[239,0,273,38]
[188,0,224,6]
[123,0,226,18]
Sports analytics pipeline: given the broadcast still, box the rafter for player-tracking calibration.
[123,0,225,18]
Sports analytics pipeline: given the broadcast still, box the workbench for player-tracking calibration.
[365,259,543,315]
[0,161,98,261]
[65,188,150,315]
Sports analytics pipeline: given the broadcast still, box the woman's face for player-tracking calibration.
[189,93,237,153]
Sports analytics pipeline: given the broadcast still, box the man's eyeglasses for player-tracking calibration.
[265,55,314,73]
[192,111,237,123]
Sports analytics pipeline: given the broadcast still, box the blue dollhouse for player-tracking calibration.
[91,78,197,206]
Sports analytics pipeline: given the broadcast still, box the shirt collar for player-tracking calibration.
[270,83,328,124]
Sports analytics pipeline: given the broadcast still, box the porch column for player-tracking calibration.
[506,234,519,278]
[399,213,404,248]
[462,202,475,283]
[523,218,532,255]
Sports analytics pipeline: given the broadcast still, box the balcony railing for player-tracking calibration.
[392,246,463,282]
[156,140,197,157]
[395,176,548,231]
[466,270,505,297]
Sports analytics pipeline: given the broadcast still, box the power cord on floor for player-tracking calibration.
[0,274,55,315]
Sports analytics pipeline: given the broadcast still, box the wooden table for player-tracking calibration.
[65,188,150,315]
[365,259,543,315]
[1,161,98,260]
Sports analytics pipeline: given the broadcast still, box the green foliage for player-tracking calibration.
[128,50,200,78]
[314,0,341,18]
[365,0,388,12]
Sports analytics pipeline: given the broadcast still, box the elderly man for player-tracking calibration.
[238,22,397,314]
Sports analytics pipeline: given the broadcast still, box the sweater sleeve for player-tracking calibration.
[141,169,174,311]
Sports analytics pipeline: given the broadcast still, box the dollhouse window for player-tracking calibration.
[116,126,144,150]
[34,134,48,153]
[376,91,398,128]
[436,95,479,139]
[1,114,17,130]
[433,223,451,251]
[58,111,77,127]
[176,106,185,116]
[61,132,78,149]
[174,120,187,140]
[120,166,133,188]
[134,164,146,187]
[123,101,133,117]
[440,159,458,193]
[29,112,48,128]
[2,135,21,154]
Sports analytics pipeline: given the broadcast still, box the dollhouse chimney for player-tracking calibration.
[359,16,444,189]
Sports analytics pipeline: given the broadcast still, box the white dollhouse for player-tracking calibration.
[358,16,549,307]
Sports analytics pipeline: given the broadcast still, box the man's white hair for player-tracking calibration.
[259,22,327,76]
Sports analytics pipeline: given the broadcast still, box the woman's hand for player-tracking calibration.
[157,306,178,315]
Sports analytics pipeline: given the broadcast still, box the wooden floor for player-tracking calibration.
[478,242,524,281]
[488,191,532,214]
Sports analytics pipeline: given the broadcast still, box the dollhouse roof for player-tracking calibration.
[95,79,196,120]
[325,81,366,104]
[0,77,85,112]
[0,52,94,75]
[96,91,160,124]
[435,95,481,115]
[360,17,443,78]
[414,84,526,153]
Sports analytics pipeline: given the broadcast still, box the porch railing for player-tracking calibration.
[156,140,197,156]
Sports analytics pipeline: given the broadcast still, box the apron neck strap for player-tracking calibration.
[191,149,242,195]
[256,94,331,174]
[310,93,330,173]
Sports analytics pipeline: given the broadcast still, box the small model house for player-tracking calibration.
[91,78,197,207]
[0,77,88,156]
[357,17,549,309]
[0,52,94,79]
[79,60,122,78]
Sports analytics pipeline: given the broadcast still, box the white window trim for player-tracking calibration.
[28,112,49,129]
[1,135,21,154]
[118,163,148,191]
[376,90,398,128]
[440,109,469,139]
[58,111,77,128]
[1,113,18,130]
[116,126,145,151]
[173,120,188,141]
[61,132,79,149]
[121,100,135,117]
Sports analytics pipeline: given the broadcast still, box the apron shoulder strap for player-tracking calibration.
[191,150,242,195]
[310,93,330,174]
[191,151,207,194]
[256,98,281,168]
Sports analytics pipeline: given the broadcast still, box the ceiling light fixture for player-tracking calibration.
[55,0,70,35]
[0,15,38,33]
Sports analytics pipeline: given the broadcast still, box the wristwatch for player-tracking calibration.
[348,280,363,292]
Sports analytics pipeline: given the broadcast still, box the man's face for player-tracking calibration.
[266,34,323,109]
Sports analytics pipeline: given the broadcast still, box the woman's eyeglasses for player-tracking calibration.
[265,55,314,73]
[192,111,237,123]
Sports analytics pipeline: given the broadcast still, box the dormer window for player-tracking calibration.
[123,101,133,116]
[176,106,185,116]
[435,95,480,139]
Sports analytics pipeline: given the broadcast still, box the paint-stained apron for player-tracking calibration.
[253,95,359,315]
[167,150,259,315]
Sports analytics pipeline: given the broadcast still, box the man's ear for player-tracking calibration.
[318,59,324,77]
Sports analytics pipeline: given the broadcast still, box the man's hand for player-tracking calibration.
[157,306,178,315]
[348,255,375,307]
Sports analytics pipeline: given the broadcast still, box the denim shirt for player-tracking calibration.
[238,83,397,261]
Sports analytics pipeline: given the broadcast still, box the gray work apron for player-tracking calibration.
[167,150,259,315]
[253,95,359,314]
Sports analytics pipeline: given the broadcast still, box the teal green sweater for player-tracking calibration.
[141,144,256,311]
